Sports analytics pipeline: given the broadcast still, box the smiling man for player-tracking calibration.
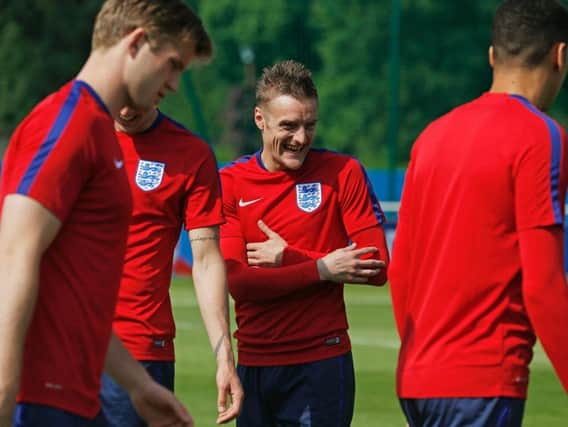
[220,60,390,427]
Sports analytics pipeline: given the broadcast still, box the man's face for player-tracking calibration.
[124,36,193,111]
[256,94,318,172]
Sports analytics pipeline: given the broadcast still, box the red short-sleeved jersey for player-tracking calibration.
[113,112,224,361]
[389,93,568,399]
[220,149,385,366]
[0,80,132,417]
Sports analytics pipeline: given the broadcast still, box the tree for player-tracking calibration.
[0,1,99,141]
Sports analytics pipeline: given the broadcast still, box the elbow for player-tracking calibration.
[225,261,249,303]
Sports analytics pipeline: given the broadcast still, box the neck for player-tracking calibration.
[489,66,549,110]
[76,47,128,118]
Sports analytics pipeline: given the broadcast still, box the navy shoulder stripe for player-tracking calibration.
[510,94,563,224]
[17,81,83,195]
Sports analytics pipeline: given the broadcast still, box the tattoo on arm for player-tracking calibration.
[189,236,219,243]
[214,334,225,356]
[190,229,220,243]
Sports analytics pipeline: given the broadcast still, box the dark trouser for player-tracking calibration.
[13,403,109,427]
[237,352,355,427]
[99,361,175,427]
[400,397,525,427]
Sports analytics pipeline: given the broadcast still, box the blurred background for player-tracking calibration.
[4,0,568,199]
[2,2,568,425]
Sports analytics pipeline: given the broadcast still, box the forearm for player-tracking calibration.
[191,256,234,365]
[226,259,322,303]
[0,258,40,422]
[282,246,327,265]
[519,226,568,393]
[104,332,153,393]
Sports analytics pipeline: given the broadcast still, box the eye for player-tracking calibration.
[169,58,183,71]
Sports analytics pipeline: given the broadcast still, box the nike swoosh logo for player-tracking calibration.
[114,159,124,169]
[238,197,263,207]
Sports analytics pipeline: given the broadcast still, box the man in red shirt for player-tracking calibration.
[100,106,242,426]
[389,0,568,425]
[0,1,210,425]
[220,60,389,426]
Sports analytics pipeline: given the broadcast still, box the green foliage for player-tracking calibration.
[0,1,99,138]
[1,0,568,166]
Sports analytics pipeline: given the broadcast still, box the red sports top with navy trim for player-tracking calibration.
[220,149,388,366]
[0,80,132,417]
[389,92,568,399]
[113,112,224,361]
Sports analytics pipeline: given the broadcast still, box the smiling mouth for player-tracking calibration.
[283,143,303,153]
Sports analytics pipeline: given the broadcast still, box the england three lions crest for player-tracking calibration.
[135,160,165,191]
[296,183,322,213]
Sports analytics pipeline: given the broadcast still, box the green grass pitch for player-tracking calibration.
[170,277,567,426]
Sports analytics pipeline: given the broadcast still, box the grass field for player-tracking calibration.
[171,277,567,426]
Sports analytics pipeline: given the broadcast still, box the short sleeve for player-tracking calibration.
[2,105,93,222]
[183,147,225,230]
[219,168,243,240]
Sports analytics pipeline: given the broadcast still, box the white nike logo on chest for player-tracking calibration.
[238,197,263,207]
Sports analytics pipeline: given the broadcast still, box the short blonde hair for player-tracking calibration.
[92,0,212,60]
[256,60,318,106]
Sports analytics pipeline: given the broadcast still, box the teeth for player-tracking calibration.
[284,144,301,152]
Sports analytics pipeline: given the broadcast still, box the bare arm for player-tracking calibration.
[0,195,61,423]
[104,332,193,426]
[189,226,243,424]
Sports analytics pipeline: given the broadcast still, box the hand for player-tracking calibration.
[317,243,385,284]
[246,220,288,267]
[215,361,244,424]
[129,379,193,427]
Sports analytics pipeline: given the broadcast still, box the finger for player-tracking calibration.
[217,387,227,414]
[247,257,263,266]
[246,242,262,250]
[351,246,378,256]
[257,220,277,237]
[351,268,382,277]
[216,396,241,424]
[246,250,260,261]
[355,259,385,268]
[345,275,369,284]
[339,242,357,252]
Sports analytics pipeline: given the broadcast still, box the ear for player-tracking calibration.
[488,45,495,68]
[555,42,567,72]
[125,28,148,58]
[254,106,265,131]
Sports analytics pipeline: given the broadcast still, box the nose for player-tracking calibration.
[166,71,182,93]
[293,127,307,145]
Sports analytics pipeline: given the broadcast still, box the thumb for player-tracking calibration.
[257,220,276,237]
[217,386,226,413]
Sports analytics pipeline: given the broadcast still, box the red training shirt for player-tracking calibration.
[113,112,224,361]
[0,80,132,417]
[389,93,568,399]
[220,149,388,366]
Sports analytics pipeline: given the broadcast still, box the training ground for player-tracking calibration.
[171,277,567,426]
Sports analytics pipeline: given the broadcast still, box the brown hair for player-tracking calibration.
[256,60,318,106]
[92,0,212,60]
